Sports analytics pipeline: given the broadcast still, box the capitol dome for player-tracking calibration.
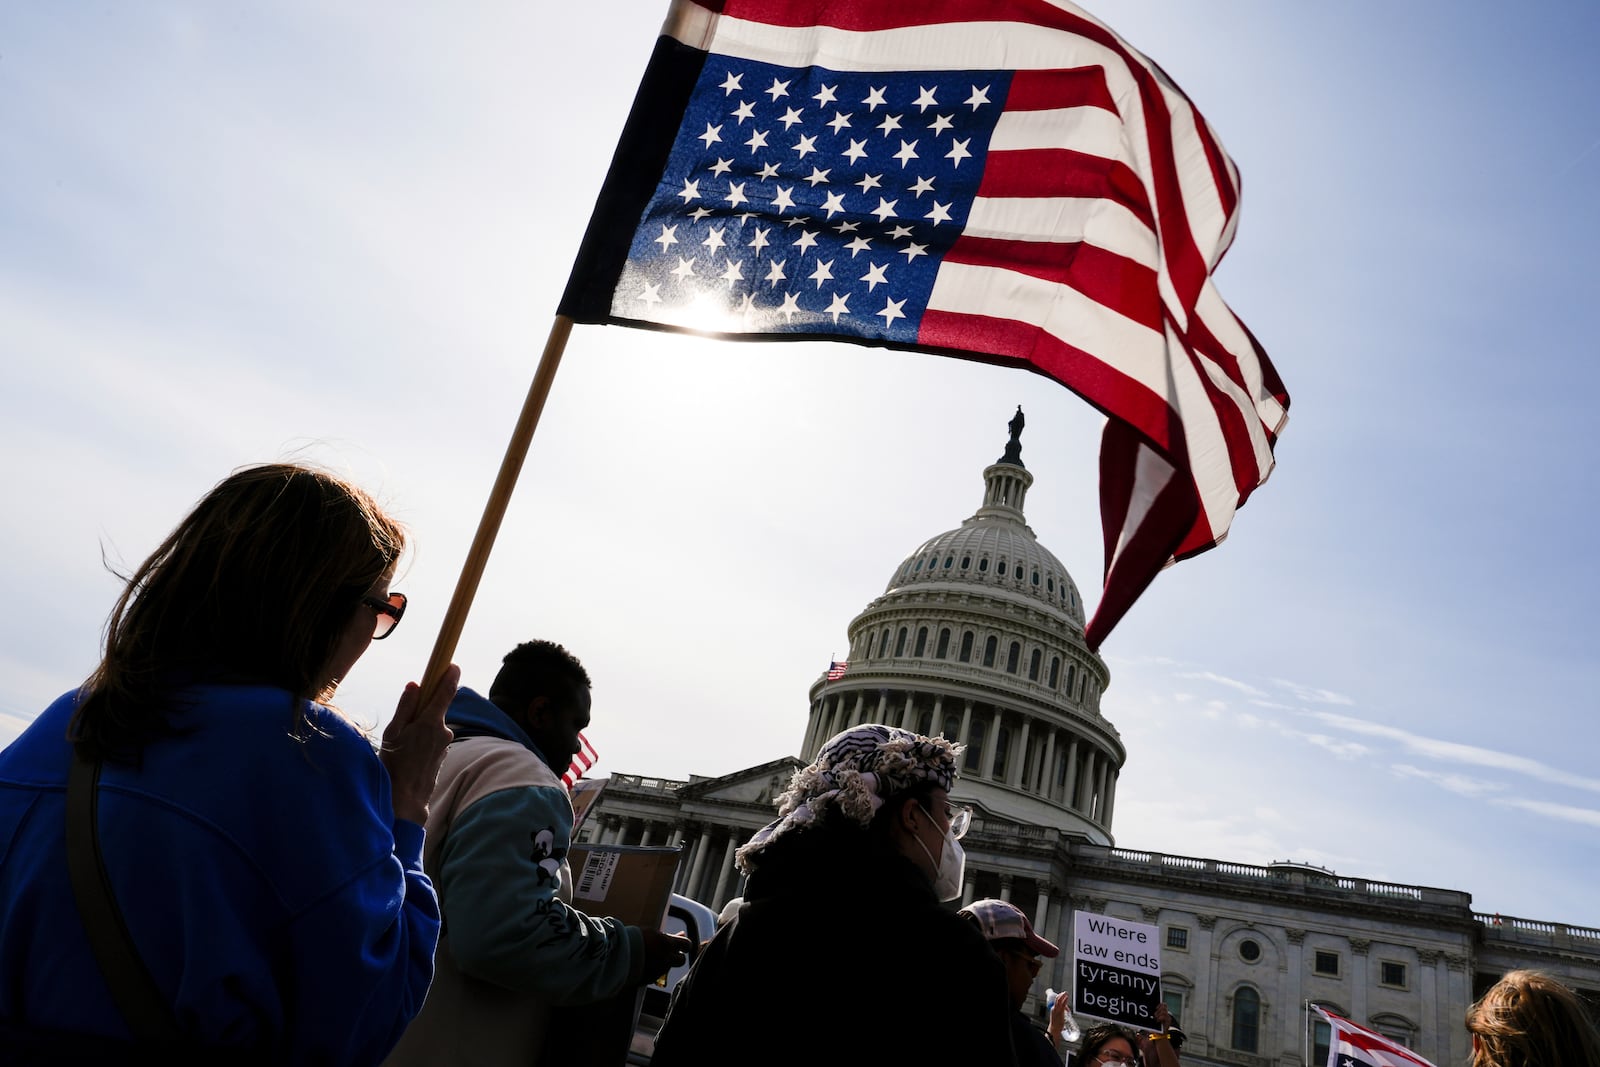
[802,410,1123,843]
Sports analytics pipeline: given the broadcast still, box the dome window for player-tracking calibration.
[1047,577,1055,593]
[914,559,923,572]
[997,561,1007,577]
[935,628,951,659]
[983,636,998,668]
[943,556,953,569]
[867,633,877,658]
[960,555,970,569]
[894,627,908,656]
[959,631,974,663]
[1065,664,1077,695]
[881,628,892,657]
[913,627,928,657]
[1028,649,1041,681]
[1006,642,1021,673]
[978,558,989,573]
[1048,656,1060,688]
[1032,570,1040,586]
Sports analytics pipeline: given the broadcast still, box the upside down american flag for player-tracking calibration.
[1311,1005,1438,1067]
[559,0,1290,648]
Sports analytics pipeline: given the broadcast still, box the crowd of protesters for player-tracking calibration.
[0,462,1596,1067]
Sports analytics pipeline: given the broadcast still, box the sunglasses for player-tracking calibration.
[1004,947,1043,974]
[361,592,407,640]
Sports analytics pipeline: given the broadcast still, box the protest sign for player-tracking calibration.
[1071,912,1162,1029]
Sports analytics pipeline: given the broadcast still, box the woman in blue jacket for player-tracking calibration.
[0,463,458,1064]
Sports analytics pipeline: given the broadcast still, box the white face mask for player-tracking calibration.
[914,805,967,901]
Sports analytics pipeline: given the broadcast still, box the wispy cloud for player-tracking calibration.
[1492,797,1600,830]
[1313,712,1600,794]
[1391,763,1506,798]
[1273,679,1355,706]
[1303,733,1370,759]
[1179,671,1266,699]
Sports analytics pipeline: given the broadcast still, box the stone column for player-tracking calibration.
[1008,718,1032,787]
[1062,738,1080,808]
[1197,914,1219,1051]
[874,690,889,728]
[683,827,714,898]
[982,711,1003,779]
[958,700,974,750]
[1076,750,1096,811]
[851,692,865,731]
[639,823,654,847]
[931,695,945,738]
[962,869,978,907]
[1283,928,1306,1062]
[1103,769,1117,826]
[1417,949,1442,1065]
[667,827,684,849]
[1039,728,1057,796]
[712,834,740,909]
[1032,885,1052,1000]
[1093,760,1109,823]
[1350,939,1370,1021]
[999,873,1014,903]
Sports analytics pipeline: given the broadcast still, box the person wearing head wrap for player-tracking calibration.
[650,725,1020,1067]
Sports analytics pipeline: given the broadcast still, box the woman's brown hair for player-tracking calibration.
[70,463,406,759]
[1468,970,1600,1067]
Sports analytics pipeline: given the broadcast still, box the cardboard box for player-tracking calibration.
[540,844,683,1066]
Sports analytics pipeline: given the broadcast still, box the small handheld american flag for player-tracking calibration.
[561,732,599,790]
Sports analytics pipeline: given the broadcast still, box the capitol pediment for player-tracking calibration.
[677,755,805,807]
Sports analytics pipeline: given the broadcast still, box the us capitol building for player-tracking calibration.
[576,412,1600,1066]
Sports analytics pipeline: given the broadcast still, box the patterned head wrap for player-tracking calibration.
[735,723,961,873]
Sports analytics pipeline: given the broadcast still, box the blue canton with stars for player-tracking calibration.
[609,56,1013,342]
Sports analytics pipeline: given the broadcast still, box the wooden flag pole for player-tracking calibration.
[418,314,573,705]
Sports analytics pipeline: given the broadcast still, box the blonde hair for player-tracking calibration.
[1467,970,1600,1067]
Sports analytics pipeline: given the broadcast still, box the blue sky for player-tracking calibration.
[3,3,1597,928]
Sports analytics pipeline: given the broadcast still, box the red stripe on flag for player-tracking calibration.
[1003,67,1119,113]
[918,309,1179,451]
[975,150,1152,223]
[940,236,1162,333]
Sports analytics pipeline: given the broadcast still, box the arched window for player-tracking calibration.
[983,636,998,667]
[936,628,951,659]
[1066,664,1077,695]
[1232,987,1261,1053]
[1032,570,1040,586]
[867,632,877,658]
[1028,649,1042,681]
[1048,656,1060,688]
[894,627,908,656]
[1005,642,1021,673]
[978,558,989,573]
[881,628,892,658]
[960,555,971,569]
[913,627,928,657]
[942,712,961,740]
[916,710,933,735]
[959,631,974,662]
[997,561,1008,577]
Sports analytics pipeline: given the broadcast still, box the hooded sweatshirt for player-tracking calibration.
[383,687,642,1067]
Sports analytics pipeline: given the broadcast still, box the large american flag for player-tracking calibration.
[1312,1005,1438,1067]
[561,0,1289,649]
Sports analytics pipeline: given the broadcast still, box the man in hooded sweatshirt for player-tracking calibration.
[385,640,689,1067]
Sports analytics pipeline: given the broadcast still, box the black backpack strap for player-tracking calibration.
[65,748,183,1043]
